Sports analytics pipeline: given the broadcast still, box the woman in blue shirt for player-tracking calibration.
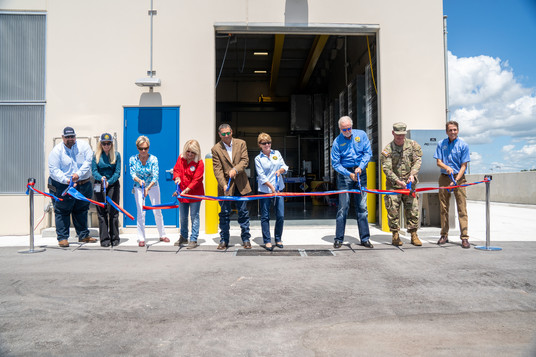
[91,133,121,247]
[129,136,168,247]
[254,132,288,251]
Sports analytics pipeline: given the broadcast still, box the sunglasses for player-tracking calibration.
[101,142,112,146]
[138,147,149,151]
[220,132,232,137]
[341,128,352,132]
[260,142,271,145]
[64,135,75,139]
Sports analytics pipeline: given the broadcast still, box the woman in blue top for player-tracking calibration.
[254,132,288,251]
[129,136,168,247]
[91,133,121,247]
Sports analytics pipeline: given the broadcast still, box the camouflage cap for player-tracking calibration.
[393,122,407,135]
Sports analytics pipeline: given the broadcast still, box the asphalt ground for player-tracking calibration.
[1,238,535,356]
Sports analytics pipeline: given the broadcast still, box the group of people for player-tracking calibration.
[47,128,206,249]
[48,117,471,250]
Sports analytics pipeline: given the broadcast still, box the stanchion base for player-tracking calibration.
[474,246,502,251]
[18,248,46,254]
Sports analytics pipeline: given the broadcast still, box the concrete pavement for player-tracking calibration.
[1,201,535,356]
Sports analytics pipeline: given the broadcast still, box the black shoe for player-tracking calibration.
[101,240,111,247]
[112,240,120,247]
[275,242,284,249]
[264,243,273,251]
[333,240,342,249]
[361,240,374,248]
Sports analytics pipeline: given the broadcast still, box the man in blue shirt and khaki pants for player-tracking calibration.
[434,120,471,249]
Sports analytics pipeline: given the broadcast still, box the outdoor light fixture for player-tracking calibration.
[254,52,269,56]
[135,77,161,87]
[254,70,267,74]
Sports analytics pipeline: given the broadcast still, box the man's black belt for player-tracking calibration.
[345,166,359,173]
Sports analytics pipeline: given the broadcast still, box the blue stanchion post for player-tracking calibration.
[475,175,502,251]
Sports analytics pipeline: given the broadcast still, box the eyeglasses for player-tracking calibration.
[260,142,271,145]
[341,128,352,132]
[137,147,149,151]
[64,135,75,139]
[101,142,112,146]
[220,132,232,137]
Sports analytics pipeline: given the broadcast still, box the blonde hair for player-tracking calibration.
[136,136,150,148]
[257,132,272,146]
[95,140,116,164]
[182,139,201,163]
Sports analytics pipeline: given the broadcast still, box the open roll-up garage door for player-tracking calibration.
[215,25,380,222]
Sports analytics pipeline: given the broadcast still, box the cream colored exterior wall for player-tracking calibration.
[0,0,446,235]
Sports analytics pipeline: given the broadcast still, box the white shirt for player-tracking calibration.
[223,139,233,162]
[48,141,93,183]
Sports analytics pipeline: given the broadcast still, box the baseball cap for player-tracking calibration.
[63,127,76,136]
[100,133,113,142]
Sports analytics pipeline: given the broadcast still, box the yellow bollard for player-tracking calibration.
[380,170,389,232]
[366,162,377,223]
[204,153,219,234]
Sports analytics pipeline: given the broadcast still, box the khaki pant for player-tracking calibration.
[438,174,468,239]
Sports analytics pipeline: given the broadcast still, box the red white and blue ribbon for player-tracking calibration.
[101,177,134,220]
[26,182,63,202]
[142,176,490,210]
[143,183,181,210]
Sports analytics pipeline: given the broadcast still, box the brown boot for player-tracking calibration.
[392,232,402,246]
[410,231,422,246]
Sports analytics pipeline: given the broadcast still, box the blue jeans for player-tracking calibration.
[219,192,250,244]
[260,197,284,244]
[335,172,370,243]
[179,200,201,242]
[51,179,92,241]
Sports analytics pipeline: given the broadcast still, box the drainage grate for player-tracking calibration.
[303,249,336,256]
[235,249,334,257]
[235,249,302,256]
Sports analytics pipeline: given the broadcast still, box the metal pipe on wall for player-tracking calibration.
[443,15,450,121]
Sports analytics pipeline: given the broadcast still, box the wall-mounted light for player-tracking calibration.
[254,70,267,74]
[254,52,269,56]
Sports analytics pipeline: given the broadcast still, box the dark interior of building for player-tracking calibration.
[215,32,378,220]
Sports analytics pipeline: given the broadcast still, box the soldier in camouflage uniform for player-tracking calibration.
[380,122,423,246]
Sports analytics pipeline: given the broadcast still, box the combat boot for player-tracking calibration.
[392,232,402,246]
[410,231,422,246]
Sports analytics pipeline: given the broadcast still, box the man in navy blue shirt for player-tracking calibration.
[331,116,373,249]
[434,120,471,248]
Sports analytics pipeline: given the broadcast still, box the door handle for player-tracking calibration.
[165,168,174,180]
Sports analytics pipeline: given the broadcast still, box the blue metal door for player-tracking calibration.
[123,106,180,227]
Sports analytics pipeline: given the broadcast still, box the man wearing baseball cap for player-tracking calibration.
[48,127,95,247]
[381,122,423,246]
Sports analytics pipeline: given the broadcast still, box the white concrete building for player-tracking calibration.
[0,0,446,235]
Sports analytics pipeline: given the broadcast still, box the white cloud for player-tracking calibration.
[448,52,536,172]
[448,52,536,144]
[502,145,514,152]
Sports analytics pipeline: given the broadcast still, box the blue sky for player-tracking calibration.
[443,0,536,173]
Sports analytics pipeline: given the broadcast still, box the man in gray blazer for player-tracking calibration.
[211,124,252,250]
